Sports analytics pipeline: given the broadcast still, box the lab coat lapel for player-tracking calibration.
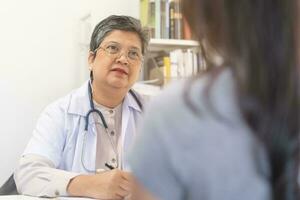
[67,81,98,172]
[120,92,142,169]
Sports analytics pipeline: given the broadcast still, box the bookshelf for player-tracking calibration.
[148,38,199,51]
[139,0,205,93]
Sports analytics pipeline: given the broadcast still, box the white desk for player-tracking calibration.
[0,196,94,200]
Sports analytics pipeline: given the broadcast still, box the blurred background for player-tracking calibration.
[0,0,139,185]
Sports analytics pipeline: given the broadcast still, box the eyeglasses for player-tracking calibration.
[94,42,143,63]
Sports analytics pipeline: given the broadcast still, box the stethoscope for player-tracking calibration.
[81,81,143,173]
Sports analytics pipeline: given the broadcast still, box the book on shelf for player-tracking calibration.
[160,0,169,39]
[140,0,149,27]
[155,0,161,38]
[140,0,155,38]
[163,56,171,83]
[173,0,183,39]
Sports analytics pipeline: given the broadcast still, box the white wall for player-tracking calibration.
[89,0,140,26]
[0,0,138,185]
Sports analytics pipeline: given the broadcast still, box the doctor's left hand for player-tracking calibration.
[67,169,134,200]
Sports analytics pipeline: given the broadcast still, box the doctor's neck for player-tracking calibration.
[91,82,127,108]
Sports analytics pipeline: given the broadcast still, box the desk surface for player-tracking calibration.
[0,195,94,200]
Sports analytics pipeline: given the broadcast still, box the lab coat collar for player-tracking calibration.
[124,89,143,113]
[67,80,142,117]
[67,80,91,117]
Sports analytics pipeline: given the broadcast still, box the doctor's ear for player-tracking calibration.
[88,51,96,64]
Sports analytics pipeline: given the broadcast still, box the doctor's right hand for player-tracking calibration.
[67,169,133,200]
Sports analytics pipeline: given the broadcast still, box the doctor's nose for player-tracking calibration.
[115,52,129,65]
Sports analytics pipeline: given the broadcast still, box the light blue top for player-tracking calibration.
[129,69,271,200]
[24,81,143,172]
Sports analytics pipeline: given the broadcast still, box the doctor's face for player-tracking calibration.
[88,30,143,91]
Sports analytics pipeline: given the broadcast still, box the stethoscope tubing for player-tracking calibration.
[81,81,142,173]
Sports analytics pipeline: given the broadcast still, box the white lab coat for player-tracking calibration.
[23,81,143,173]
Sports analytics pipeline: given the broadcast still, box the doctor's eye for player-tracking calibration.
[128,50,142,60]
[105,44,120,54]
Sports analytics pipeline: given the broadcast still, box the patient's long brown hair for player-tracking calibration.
[182,1,300,199]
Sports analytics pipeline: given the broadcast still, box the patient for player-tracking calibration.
[129,0,300,200]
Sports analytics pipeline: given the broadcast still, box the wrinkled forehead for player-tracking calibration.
[100,30,142,51]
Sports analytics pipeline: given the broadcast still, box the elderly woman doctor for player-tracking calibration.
[14,15,149,200]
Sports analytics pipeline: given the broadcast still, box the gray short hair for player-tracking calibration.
[89,15,149,55]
